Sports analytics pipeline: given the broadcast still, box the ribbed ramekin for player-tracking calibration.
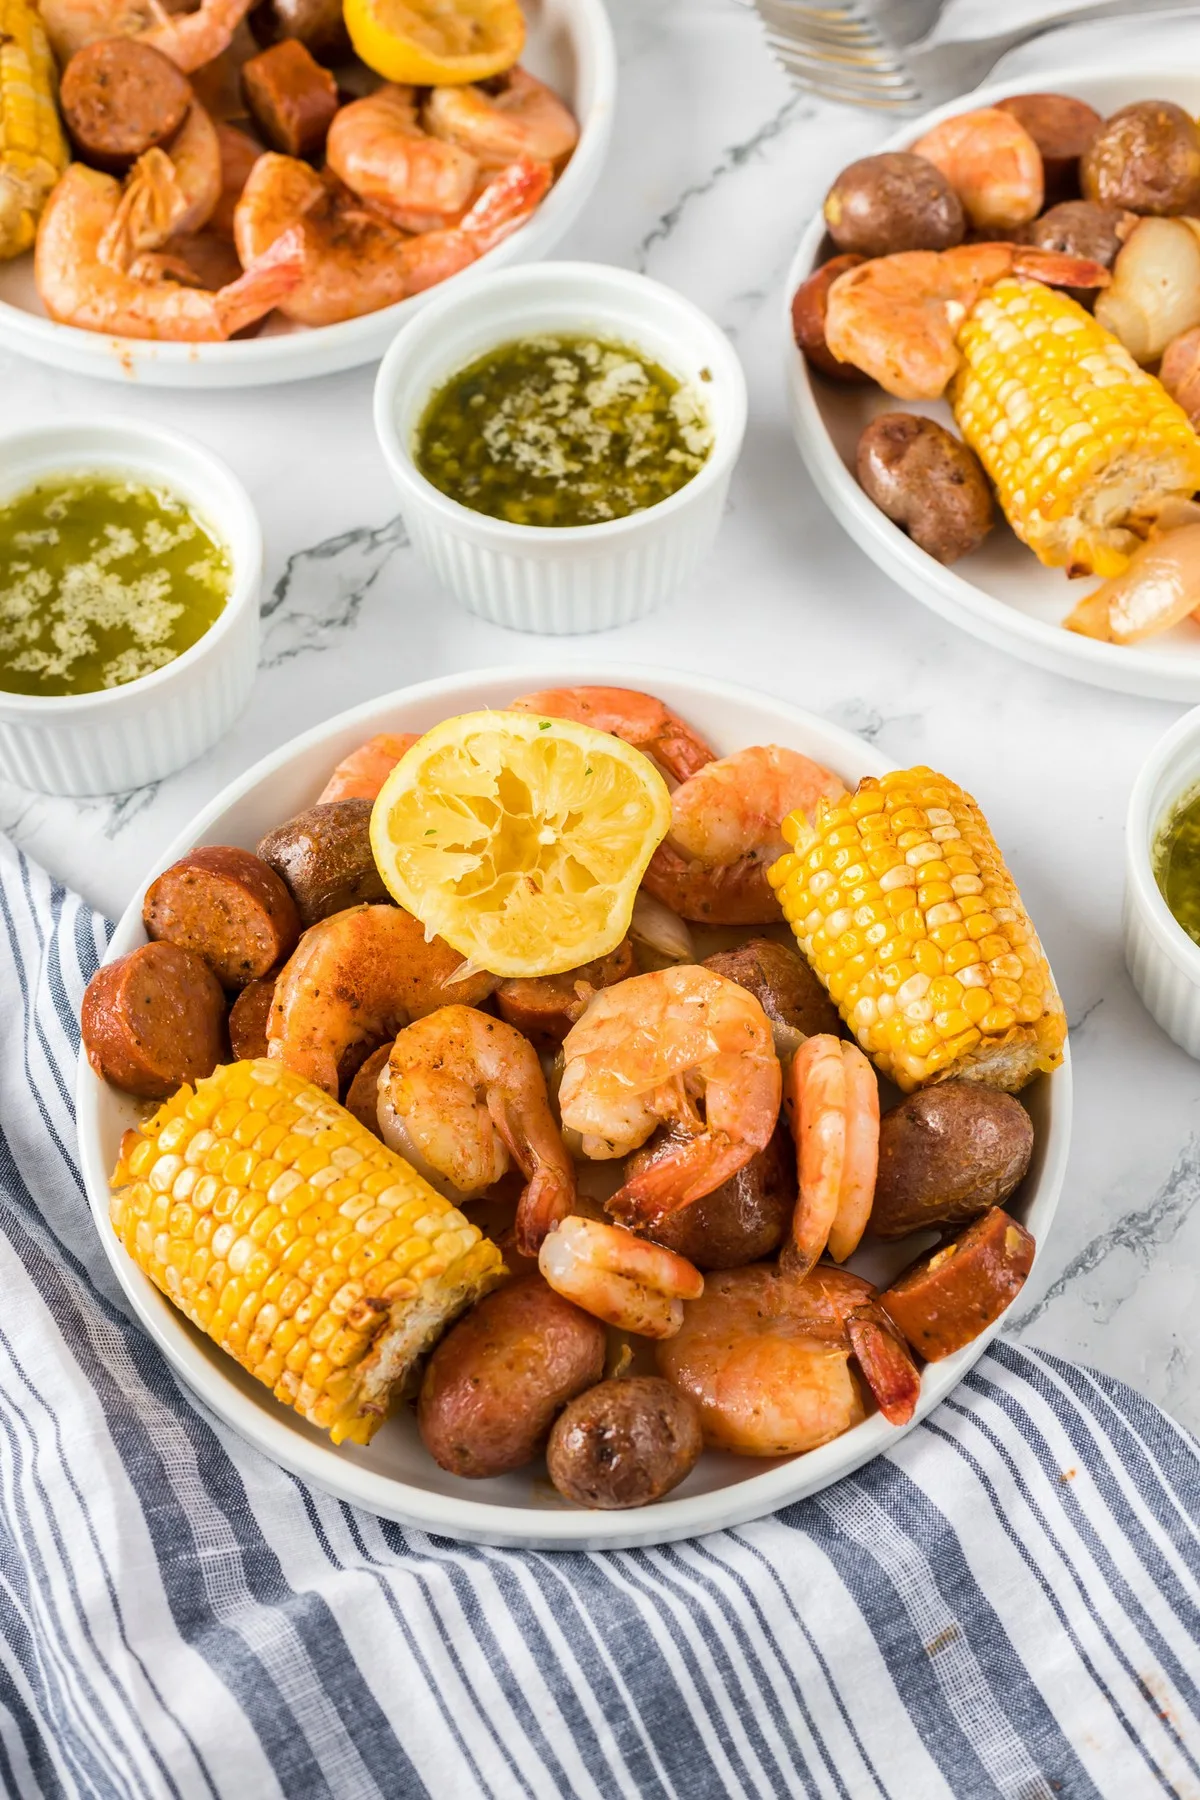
[1124,703,1200,1057]
[372,261,747,634]
[0,420,261,796]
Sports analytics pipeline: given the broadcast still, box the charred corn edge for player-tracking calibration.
[950,279,1200,579]
[769,766,1067,1094]
[109,1058,506,1446]
[0,0,68,259]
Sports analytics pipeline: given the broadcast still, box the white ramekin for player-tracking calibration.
[372,261,748,634]
[0,420,261,796]
[1124,703,1200,1057]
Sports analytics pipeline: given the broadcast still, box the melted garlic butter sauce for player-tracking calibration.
[0,473,231,698]
[1154,782,1200,947]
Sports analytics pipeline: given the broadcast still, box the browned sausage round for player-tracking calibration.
[856,414,994,565]
[996,93,1103,201]
[241,39,338,158]
[211,123,264,241]
[143,846,301,990]
[257,799,389,927]
[871,1083,1034,1240]
[880,1207,1035,1361]
[60,40,192,169]
[704,938,841,1041]
[546,1377,703,1509]
[626,1129,794,1269]
[495,939,635,1048]
[227,974,277,1061]
[1082,101,1200,215]
[824,152,965,257]
[791,254,868,382]
[344,1040,391,1137]
[418,1275,606,1478]
[82,942,227,1099]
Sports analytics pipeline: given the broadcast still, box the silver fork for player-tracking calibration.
[751,0,1200,109]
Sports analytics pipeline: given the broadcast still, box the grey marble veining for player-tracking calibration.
[4,0,1200,1430]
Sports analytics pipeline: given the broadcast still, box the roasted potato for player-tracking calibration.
[1024,200,1130,268]
[870,1081,1034,1240]
[1081,101,1200,215]
[417,1276,606,1479]
[257,798,389,926]
[625,1129,794,1269]
[996,93,1103,202]
[791,254,867,382]
[856,414,994,565]
[547,1377,703,1509]
[1160,325,1200,425]
[703,938,841,1043]
[823,152,964,258]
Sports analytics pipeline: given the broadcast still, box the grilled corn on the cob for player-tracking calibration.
[0,0,67,261]
[769,766,1066,1094]
[110,1059,505,1445]
[952,278,1200,580]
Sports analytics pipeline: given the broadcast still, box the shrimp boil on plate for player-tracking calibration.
[378,1004,575,1254]
[558,966,782,1219]
[267,903,496,1094]
[785,1034,880,1276]
[318,733,419,804]
[539,1216,703,1339]
[509,685,716,784]
[642,745,845,925]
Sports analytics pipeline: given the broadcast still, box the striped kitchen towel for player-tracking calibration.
[1,834,1198,1800]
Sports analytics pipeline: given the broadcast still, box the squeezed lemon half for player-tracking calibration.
[343,0,524,85]
[370,711,672,979]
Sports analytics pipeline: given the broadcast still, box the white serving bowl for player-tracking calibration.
[76,663,1072,1549]
[0,419,261,796]
[1124,704,1200,1055]
[373,262,748,633]
[0,0,614,388]
[784,65,1200,702]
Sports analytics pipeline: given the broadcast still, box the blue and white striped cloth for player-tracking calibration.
[2,833,1198,1800]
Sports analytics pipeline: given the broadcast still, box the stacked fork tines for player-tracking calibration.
[752,0,942,109]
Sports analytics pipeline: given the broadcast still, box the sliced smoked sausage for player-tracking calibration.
[82,942,226,1099]
[241,39,339,158]
[495,939,635,1048]
[227,974,277,1061]
[60,41,192,169]
[996,93,1103,201]
[143,846,301,989]
[880,1206,1035,1361]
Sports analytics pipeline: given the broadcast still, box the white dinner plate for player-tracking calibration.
[76,663,1072,1548]
[785,65,1200,701]
[0,0,614,388]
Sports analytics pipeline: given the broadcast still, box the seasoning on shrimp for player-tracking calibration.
[414,335,714,526]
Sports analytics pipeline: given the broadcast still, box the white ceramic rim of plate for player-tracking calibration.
[75,662,1073,1547]
[0,0,616,387]
[372,260,748,543]
[783,63,1200,701]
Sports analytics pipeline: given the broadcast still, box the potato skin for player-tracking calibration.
[257,799,389,926]
[547,1377,702,1509]
[870,1082,1034,1241]
[791,254,867,382]
[1024,199,1129,267]
[418,1276,606,1479]
[626,1128,795,1269]
[704,938,841,1040]
[824,152,964,258]
[856,414,993,565]
[1161,325,1200,426]
[1081,101,1200,215]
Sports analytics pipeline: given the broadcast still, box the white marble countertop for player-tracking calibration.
[4,0,1200,1432]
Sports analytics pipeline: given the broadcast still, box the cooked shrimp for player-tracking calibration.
[425,67,578,171]
[39,0,253,71]
[509,686,716,783]
[98,104,221,273]
[539,1216,703,1339]
[642,745,845,925]
[558,967,781,1219]
[785,1035,879,1276]
[326,85,479,232]
[378,1005,575,1253]
[234,153,551,328]
[824,244,1112,401]
[35,164,302,342]
[911,107,1044,232]
[267,904,496,1094]
[317,733,419,804]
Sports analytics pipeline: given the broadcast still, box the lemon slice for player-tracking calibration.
[370,711,672,979]
[344,0,524,85]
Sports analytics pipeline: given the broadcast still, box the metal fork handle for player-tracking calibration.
[911,0,1200,62]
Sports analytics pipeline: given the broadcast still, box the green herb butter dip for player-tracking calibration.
[413,334,715,526]
[0,472,232,698]
[1153,783,1200,945]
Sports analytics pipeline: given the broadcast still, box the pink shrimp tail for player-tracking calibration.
[462,155,553,251]
[607,1131,754,1224]
[215,224,305,336]
[514,1165,575,1258]
[845,1305,921,1425]
[1010,247,1111,291]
